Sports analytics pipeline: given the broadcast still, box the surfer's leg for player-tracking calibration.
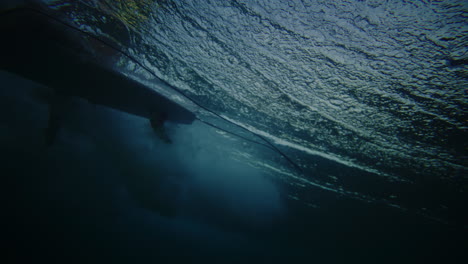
[45,109,61,146]
[150,112,172,144]
[44,93,70,146]
[154,127,172,144]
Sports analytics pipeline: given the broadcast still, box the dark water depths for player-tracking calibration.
[1,0,467,263]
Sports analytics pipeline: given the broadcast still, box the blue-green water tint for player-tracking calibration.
[1,0,467,263]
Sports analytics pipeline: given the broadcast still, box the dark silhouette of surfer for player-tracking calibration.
[150,111,172,144]
[3,6,195,147]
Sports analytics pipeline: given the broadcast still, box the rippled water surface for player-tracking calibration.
[38,0,467,226]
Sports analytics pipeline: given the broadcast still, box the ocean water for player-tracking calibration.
[1,0,466,263]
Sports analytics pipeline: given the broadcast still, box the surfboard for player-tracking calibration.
[0,8,195,125]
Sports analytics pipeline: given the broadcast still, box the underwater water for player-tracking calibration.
[1,0,466,263]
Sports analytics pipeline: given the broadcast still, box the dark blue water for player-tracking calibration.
[1,0,466,263]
